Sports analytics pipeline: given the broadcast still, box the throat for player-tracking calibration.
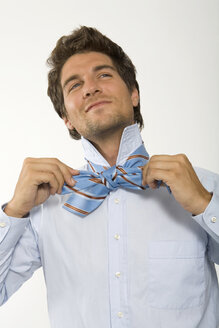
[89,132,123,167]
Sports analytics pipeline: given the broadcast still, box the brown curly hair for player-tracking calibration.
[47,26,143,140]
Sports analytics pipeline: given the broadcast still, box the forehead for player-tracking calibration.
[60,51,115,82]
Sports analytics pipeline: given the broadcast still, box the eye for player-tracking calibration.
[69,82,81,92]
[100,73,112,78]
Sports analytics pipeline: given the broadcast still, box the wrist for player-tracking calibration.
[192,191,212,216]
[4,201,29,218]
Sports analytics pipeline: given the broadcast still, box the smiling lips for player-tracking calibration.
[86,100,112,112]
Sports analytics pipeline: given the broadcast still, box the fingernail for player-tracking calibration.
[71,168,79,174]
[71,178,75,185]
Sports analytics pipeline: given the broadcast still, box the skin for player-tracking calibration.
[142,154,212,215]
[5,51,212,218]
[61,51,139,166]
[4,159,79,218]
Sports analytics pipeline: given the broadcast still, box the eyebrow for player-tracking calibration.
[62,64,116,90]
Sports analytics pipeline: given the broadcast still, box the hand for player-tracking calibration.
[142,153,212,215]
[4,157,79,218]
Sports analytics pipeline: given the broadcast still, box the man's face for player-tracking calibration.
[60,51,139,141]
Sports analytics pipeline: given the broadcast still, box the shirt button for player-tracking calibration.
[211,217,217,223]
[0,222,6,228]
[114,198,120,204]
[117,312,123,318]
[114,234,120,240]
[115,272,121,278]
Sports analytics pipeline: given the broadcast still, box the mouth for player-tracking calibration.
[86,100,112,112]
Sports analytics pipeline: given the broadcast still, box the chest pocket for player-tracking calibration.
[148,240,206,309]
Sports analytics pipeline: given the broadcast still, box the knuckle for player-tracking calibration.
[62,167,72,178]
[52,163,60,172]
[23,157,32,165]
[24,162,31,171]
[150,155,157,161]
[65,169,72,178]
[50,163,62,176]
[52,157,60,163]
[23,160,34,172]
[50,172,57,180]
[177,153,187,162]
[46,172,55,182]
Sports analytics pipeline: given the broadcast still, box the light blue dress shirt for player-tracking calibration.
[0,124,219,328]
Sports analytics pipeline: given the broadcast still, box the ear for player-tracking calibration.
[63,116,74,130]
[131,87,139,107]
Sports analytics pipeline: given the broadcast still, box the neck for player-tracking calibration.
[88,128,125,166]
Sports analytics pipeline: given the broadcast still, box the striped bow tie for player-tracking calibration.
[61,144,170,217]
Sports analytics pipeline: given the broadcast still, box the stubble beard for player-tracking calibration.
[81,112,134,141]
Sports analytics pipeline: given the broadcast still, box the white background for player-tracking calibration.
[0,0,218,327]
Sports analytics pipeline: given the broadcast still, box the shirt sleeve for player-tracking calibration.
[0,204,42,305]
[192,167,219,264]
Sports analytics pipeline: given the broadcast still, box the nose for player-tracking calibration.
[83,79,102,98]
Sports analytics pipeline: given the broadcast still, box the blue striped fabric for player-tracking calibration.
[61,144,171,217]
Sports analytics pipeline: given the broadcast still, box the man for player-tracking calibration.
[0,26,219,328]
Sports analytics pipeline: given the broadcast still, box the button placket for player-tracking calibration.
[108,190,127,326]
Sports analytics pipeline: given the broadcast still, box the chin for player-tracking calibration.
[82,119,132,140]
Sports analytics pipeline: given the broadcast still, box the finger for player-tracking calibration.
[24,163,66,194]
[149,153,189,164]
[141,164,149,186]
[34,171,60,195]
[141,159,182,186]
[24,159,76,192]
[145,168,174,189]
[39,159,80,187]
[57,165,79,189]
[43,161,79,187]
[68,167,80,175]
[146,160,181,171]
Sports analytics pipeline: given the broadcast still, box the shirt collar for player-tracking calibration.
[81,123,143,167]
